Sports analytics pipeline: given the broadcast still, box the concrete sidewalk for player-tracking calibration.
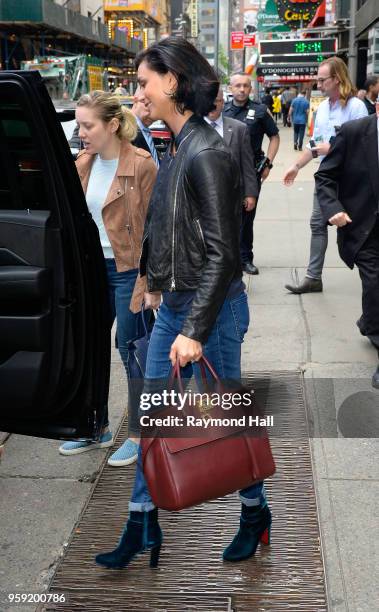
[250,128,379,612]
[0,126,378,612]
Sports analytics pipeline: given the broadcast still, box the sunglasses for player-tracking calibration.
[316,76,333,84]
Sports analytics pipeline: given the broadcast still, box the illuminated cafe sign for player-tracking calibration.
[275,0,323,28]
[257,65,318,76]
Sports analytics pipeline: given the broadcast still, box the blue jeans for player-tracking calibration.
[306,191,328,280]
[104,259,145,428]
[130,290,266,511]
[293,123,306,149]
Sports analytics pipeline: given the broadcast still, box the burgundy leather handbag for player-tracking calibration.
[141,357,275,511]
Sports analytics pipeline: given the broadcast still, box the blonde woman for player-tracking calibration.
[59,91,157,459]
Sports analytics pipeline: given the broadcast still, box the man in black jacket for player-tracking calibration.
[315,112,379,388]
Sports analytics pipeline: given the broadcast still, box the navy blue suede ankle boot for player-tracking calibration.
[95,508,163,569]
[223,503,272,562]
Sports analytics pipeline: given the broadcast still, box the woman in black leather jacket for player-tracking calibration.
[96,37,271,570]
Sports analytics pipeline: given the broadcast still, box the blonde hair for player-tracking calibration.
[320,57,357,107]
[77,90,138,141]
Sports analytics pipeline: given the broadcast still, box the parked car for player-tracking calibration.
[149,119,171,159]
[55,106,78,157]
[0,71,110,441]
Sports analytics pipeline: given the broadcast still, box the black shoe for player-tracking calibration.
[285,277,323,294]
[223,503,272,562]
[298,147,303,151]
[294,144,298,150]
[356,316,365,336]
[95,508,162,569]
[372,365,379,389]
[243,262,259,275]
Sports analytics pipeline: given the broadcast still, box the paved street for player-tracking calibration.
[0,125,378,612]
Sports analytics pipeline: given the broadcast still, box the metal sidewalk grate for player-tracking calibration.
[42,371,328,611]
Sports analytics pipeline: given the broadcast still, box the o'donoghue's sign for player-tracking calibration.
[257,65,319,75]
[257,64,318,77]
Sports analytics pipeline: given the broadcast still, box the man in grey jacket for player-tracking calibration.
[205,87,259,271]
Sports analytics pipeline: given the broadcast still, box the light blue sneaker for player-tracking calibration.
[59,430,114,456]
[107,439,139,467]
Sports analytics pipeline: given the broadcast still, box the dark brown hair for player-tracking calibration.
[135,37,219,116]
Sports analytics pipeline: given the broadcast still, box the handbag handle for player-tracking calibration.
[198,355,219,381]
[168,355,220,394]
[141,302,149,336]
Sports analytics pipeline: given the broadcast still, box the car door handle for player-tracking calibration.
[0,266,50,304]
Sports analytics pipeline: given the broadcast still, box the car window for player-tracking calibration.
[60,118,77,141]
[0,99,49,211]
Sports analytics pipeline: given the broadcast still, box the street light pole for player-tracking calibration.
[214,0,219,73]
[348,0,357,83]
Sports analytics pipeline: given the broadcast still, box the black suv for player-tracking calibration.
[0,71,110,441]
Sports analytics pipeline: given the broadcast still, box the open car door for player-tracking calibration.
[0,71,110,440]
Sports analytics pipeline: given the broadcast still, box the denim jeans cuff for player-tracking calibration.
[239,494,262,506]
[129,501,156,512]
[239,485,266,507]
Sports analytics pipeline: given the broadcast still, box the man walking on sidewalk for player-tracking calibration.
[289,91,309,151]
[283,56,367,294]
[315,110,379,388]
[281,87,295,127]
[224,73,280,275]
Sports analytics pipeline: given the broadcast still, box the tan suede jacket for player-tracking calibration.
[75,139,157,312]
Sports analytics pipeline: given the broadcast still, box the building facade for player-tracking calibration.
[0,0,144,98]
[356,0,379,85]
[104,0,168,48]
[198,1,217,67]
[55,0,104,21]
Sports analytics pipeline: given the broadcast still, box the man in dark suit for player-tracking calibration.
[362,75,379,115]
[205,87,259,274]
[224,74,279,275]
[315,111,379,388]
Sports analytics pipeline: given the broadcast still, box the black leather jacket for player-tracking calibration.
[140,115,242,343]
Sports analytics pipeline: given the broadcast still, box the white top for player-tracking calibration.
[204,114,224,138]
[86,155,119,259]
[310,96,368,158]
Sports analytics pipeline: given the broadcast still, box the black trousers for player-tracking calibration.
[240,175,262,265]
[240,204,258,264]
[282,104,289,126]
[293,123,306,149]
[355,217,379,352]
